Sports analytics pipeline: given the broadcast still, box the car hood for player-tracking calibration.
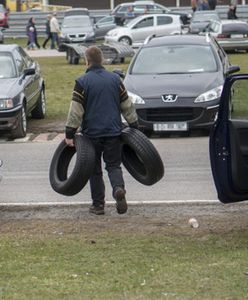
[0,78,19,98]
[124,72,223,98]
[107,26,129,35]
[190,21,209,31]
[61,26,94,34]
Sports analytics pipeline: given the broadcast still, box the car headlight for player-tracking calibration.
[86,31,95,37]
[194,85,223,103]
[0,99,13,109]
[128,91,145,104]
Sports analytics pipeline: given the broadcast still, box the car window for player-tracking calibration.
[131,45,217,74]
[157,16,173,25]
[0,53,16,79]
[209,21,220,32]
[133,5,147,13]
[97,16,113,24]
[118,6,129,13]
[13,49,26,75]
[18,47,33,67]
[133,17,154,29]
[147,4,164,13]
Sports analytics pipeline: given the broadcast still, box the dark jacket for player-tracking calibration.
[66,65,138,139]
[45,19,51,35]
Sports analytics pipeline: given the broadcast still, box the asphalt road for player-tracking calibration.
[0,136,218,205]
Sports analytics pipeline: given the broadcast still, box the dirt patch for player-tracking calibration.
[27,119,65,134]
[1,203,248,237]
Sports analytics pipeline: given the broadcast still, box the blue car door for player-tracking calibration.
[210,74,248,203]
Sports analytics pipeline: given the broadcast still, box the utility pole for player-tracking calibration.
[110,0,114,10]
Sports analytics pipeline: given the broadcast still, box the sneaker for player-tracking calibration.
[113,187,127,214]
[89,204,105,215]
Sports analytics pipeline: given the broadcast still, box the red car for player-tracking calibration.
[0,4,9,28]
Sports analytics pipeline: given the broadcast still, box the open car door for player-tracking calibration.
[210,74,248,203]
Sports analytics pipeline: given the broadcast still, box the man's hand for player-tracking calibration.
[65,138,74,147]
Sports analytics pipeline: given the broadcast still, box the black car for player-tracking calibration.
[0,44,45,138]
[210,74,248,203]
[123,34,240,134]
[111,0,192,26]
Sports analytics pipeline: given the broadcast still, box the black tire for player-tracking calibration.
[121,127,164,185]
[11,105,27,139]
[49,134,95,196]
[72,56,79,65]
[118,36,132,45]
[31,88,46,119]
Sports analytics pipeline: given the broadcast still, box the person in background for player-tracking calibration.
[26,17,40,49]
[191,0,197,12]
[50,12,60,49]
[227,3,238,19]
[42,15,52,49]
[27,26,35,50]
[208,0,217,10]
[65,46,138,216]
[230,0,238,18]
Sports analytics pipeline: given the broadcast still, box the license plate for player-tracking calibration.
[153,122,188,131]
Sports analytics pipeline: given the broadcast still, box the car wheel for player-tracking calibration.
[11,105,27,139]
[118,36,132,45]
[121,127,164,185]
[31,88,46,119]
[49,134,95,196]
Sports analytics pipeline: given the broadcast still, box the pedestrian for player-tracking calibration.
[191,0,197,12]
[227,4,238,19]
[65,46,138,215]
[26,17,40,49]
[50,12,60,49]
[27,26,35,50]
[230,0,238,18]
[42,15,52,49]
[208,0,217,10]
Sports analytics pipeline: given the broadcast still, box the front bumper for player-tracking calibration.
[134,99,220,132]
[105,35,120,44]
[0,105,22,131]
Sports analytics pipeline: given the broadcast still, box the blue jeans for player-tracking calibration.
[89,136,124,206]
[51,32,59,49]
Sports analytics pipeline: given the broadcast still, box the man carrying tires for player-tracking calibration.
[65,46,138,215]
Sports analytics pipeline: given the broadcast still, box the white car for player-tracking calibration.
[105,14,182,47]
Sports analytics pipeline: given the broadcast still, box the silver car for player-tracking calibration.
[105,13,182,47]
[59,15,95,50]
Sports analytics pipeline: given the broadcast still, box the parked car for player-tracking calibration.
[0,44,46,138]
[0,28,4,43]
[204,19,248,52]
[64,8,89,17]
[210,74,248,203]
[94,15,117,40]
[105,14,182,47]
[189,10,220,34]
[111,0,192,25]
[59,15,95,51]
[0,4,9,28]
[123,34,240,133]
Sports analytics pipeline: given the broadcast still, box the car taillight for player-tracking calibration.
[217,34,230,38]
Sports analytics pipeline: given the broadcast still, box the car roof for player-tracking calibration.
[220,19,248,25]
[0,44,18,52]
[129,13,179,22]
[63,15,91,20]
[119,1,155,6]
[193,10,218,15]
[143,34,213,47]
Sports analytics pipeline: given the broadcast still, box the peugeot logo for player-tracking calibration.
[162,94,178,103]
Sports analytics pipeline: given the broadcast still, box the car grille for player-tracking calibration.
[68,34,85,38]
[137,107,203,122]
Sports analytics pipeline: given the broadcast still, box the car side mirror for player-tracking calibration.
[23,68,35,78]
[113,69,125,79]
[228,65,240,75]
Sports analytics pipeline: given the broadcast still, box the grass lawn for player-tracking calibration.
[0,218,248,300]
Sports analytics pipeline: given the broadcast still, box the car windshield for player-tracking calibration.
[62,16,91,28]
[131,45,218,74]
[0,53,16,79]
[193,13,219,22]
